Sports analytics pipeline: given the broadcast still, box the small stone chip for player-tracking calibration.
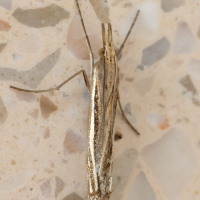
[40,95,58,119]
[12,4,70,28]
[62,192,84,200]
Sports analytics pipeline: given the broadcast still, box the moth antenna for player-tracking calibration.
[75,0,94,79]
[117,10,140,58]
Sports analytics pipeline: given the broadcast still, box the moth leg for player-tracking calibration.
[10,69,90,93]
[117,10,140,59]
[55,69,90,90]
[117,90,140,135]
[75,0,94,79]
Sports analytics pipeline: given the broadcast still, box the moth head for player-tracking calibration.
[98,48,105,57]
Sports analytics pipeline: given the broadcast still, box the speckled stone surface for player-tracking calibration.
[0,0,199,200]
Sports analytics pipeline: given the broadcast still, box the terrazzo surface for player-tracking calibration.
[0,0,200,199]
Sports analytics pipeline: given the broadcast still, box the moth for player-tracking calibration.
[10,0,140,199]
